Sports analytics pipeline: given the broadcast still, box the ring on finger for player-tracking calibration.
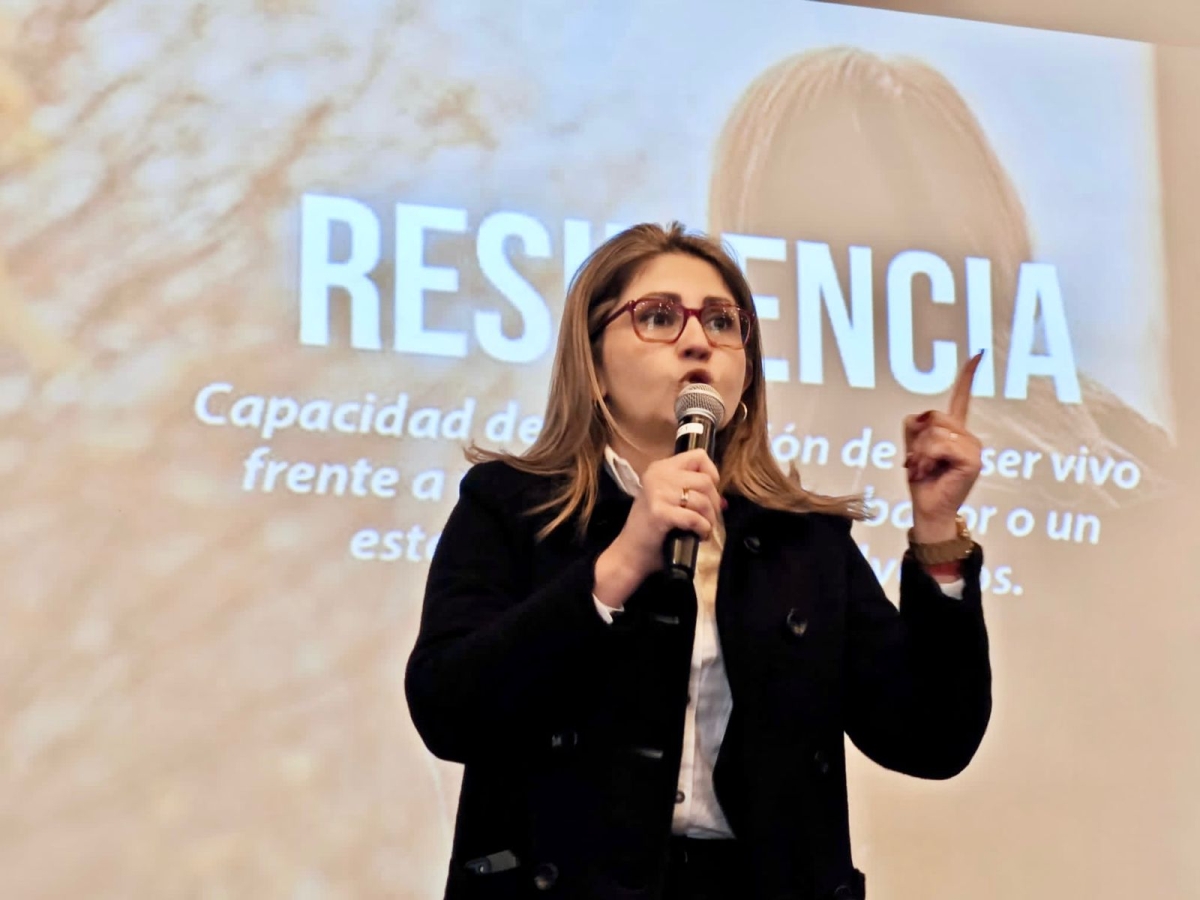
[680,488,690,508]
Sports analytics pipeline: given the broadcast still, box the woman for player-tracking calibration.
[405,223,991,900]
[707,46,1171,509]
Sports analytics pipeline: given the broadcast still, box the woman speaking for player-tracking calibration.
[405,223,991,900]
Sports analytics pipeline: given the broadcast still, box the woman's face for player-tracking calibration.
[595,253,749,454]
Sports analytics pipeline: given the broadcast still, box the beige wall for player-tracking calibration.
[836,0,1200,44]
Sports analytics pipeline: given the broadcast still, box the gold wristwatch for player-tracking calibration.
[907,515,974,565]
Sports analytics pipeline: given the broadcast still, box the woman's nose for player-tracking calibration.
[677,316,711,358]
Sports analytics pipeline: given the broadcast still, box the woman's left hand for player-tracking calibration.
[903,352,985,543]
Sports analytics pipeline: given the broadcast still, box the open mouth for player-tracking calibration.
[682,370,713,385]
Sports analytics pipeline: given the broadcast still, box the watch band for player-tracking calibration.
[907,515,974,565]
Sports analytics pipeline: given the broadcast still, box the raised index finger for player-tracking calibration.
[948,351,985,423]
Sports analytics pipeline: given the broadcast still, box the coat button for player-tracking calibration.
[813,750,831,776]
[550,730,578,751]
[533,862,559,890]
[832,885,854,899]
[785,608,808,637]
[675,790,686,804]
[743,534,761,553]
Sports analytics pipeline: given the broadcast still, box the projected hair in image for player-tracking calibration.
[708,46,1172,510]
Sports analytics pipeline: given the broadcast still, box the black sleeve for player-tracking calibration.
[842,523,992,779]
[404,465,617,765]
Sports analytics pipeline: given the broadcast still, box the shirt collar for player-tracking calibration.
[603,445,642,497]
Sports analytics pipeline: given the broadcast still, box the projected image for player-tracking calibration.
[0,1,1192,898]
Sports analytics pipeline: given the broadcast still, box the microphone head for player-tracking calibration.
[675,383,726,425]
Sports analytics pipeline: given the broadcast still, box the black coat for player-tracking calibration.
[405,460,991,900]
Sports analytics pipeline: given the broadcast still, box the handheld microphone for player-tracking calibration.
[664,383,725,581]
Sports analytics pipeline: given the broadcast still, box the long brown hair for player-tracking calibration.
[710,46,1030,375]
[468,222,863,538]
[708,47,1169,507]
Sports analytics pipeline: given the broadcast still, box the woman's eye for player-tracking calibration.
[707,310,736,331]
[638,306,676,328]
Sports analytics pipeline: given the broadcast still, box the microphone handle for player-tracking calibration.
[664,414,717,581]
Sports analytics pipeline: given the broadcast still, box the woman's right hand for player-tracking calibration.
[593,449,723,611]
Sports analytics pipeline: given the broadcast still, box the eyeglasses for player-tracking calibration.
[594,295,754,349]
